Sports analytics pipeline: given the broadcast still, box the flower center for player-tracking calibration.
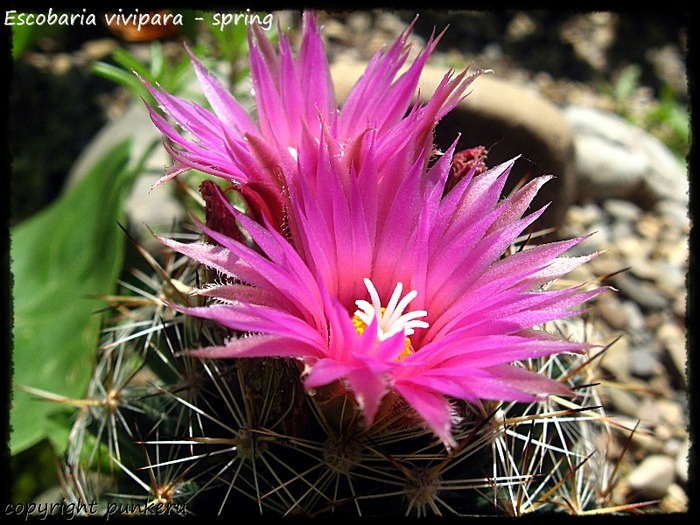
[353,278,429,360]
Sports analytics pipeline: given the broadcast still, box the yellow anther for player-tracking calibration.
[352,307,414,361]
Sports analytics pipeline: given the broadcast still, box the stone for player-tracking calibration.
[654,199,690,229]
[620,299,647,333]
[559,13,617,72]
[612,273,669,311]
[654,397,687,432]
[606,387,641,418]
[626,455,676,499]
[658,322,687,388]
[675,438,689,484]
[613,235,652,260]
[609,221,635,244]
[602,198,643,223]
[636,215,662,241]
[564,105,688,207]
[66,101,168,189]
[330,61,576,234]
[599,336,631,380]
[51,53,73,76]
[655,234,689,267]
[653,261,687,297]
[628,254,662,282]
[125,175,185,234]
[588,251,626,279]
[80,38,119,61]
[662,437,684,457]
[629,348,661,379]
[630,427,665,455]
[659,483,688,513]
[647,44,688,97]
[565,201,604,227]
[596,293,631,331]
[672,292,687,319]
[636,398,663,427]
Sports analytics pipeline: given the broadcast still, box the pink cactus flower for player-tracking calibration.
[148,12,602,448]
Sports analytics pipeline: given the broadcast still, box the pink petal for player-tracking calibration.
[303,359,356,389]
[185,334,318,359]
[179,303,326,350]
[299,12,337,125]
[395,384,456,449]
[346,367,389,427]
[185,44,258,135]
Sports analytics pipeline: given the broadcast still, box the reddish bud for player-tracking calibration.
[200,180,244,243]
[445,146,489,194]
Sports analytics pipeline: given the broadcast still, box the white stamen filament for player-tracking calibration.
[354,278,429,340]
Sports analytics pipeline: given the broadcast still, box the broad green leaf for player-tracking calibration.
[10,140,138,455]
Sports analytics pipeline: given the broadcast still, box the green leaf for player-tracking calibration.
[92,42,199,105]
[112,47,152,78]
[10,140,138,455]
[91,61,152,101]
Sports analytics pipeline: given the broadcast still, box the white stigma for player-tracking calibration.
[354,278,429,340]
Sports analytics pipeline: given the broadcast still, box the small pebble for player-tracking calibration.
[606,387,642,418]
[653,261,687,297]
[636,214,663,240]
[613,273,669,311]
[51,53,73,75]
[658,322,687,387]
[609,222,636,244]
[602,198,643,222]
[655,239,689,267]
[626,454,676,499]
[627,254,660,281]
[630,429,665,454]
[675,438,689,484]
[636,398,662,427]
[620,300,648,333]
[566,201,604,226]
[655,398,687,430]
[654,199,689,229]
[659,483,688,513]
[629,348,660,378]
[599,336,631,379]
[596,293,629,331]
[81,38,118,61]
[672,292,687,318]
